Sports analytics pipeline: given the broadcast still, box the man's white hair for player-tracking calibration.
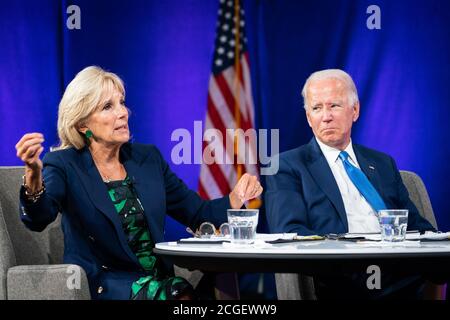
[301,69,359,110]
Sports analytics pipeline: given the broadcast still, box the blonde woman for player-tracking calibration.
[15,66,262,300]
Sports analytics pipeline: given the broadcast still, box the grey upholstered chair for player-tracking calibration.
[0,166,90,300]
[275,170,440,300]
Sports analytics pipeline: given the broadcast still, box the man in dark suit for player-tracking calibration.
[265,69,436,299]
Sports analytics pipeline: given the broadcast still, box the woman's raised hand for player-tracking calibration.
[16,132,45,171]
[15,133,45,192]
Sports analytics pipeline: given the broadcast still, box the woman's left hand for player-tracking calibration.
[229,173,263,209]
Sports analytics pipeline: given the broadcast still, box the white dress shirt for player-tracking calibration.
[316,138,380,233]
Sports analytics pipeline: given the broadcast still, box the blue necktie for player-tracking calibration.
[338,151,387,213]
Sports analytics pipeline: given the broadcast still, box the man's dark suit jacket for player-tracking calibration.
[265,138,437,298]
[265,138,434,236]
[20,143,229,300]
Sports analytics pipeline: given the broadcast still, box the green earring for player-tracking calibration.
[85,130,93,139]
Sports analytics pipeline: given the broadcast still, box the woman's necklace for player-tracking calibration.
[101,173,111,183]
[97,164,125,183]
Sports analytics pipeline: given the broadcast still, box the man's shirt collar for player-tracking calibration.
[315,137,358,167]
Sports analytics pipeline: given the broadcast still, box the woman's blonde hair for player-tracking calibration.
[55,66,125,150]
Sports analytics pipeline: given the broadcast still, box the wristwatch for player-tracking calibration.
[22,174,46,203]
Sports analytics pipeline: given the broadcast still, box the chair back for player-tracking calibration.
[0,194,16,299]
[400,170,438,229]
[0,166,64,266]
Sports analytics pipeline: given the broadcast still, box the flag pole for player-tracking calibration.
[233,0,243,182]
[233,0,261,209]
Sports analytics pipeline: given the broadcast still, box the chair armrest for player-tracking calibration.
[7,264,91,300]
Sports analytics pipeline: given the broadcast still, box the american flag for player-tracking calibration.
[198,0,260,207]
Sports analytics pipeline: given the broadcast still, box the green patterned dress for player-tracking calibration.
[105,176,193,300]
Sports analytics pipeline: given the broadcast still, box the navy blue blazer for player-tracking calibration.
[20,143,230,300]
[265,138,434,236]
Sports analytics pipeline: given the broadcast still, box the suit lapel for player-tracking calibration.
[120,145,165,244]
[305,138,348,229]
[78,146,139,264]
[353,145,384,199]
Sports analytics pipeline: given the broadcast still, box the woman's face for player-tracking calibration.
[83,87,130,148]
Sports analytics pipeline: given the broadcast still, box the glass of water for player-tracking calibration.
[227,209,259,244]
[378,209,409,242]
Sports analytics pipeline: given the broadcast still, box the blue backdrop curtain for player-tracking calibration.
[1,0,450,298]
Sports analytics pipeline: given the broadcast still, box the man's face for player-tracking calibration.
[305,78,359,150]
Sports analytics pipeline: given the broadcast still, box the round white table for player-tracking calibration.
[154,239,450,274]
